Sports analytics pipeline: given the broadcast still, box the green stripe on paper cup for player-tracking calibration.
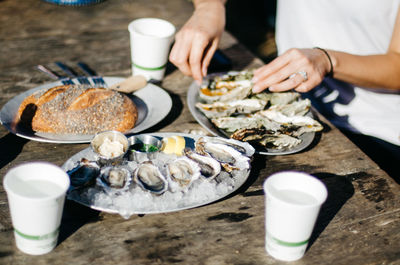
[269,234,309,247]
[14,227,59,241]
[132,63,166,71]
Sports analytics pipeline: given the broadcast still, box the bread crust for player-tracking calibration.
[16,85,138,134]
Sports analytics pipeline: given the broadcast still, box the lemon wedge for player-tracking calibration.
[161,136,185,156]
[173,136,186,156]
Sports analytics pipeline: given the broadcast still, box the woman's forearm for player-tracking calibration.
[193,0,226,9]
[328,50,400,91]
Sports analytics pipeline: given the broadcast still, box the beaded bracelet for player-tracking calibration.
[314,47,333,77]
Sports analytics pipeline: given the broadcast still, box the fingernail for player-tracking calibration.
[268,86,276,92]
[251,77,258,83]
[252,85,260,93]
[202,68,207,77]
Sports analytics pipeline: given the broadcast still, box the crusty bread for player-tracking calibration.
[16,85,138,134]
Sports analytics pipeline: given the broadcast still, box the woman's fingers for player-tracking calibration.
[169,1,225,82]
[252,48,327,93]
[169,32,194,77]
[268,72,305,92]
[189,34,212,83]
[201,39,219,77]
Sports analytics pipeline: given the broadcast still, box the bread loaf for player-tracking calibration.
[16,85,138,134]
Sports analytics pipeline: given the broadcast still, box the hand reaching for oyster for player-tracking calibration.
[195,71,323,150]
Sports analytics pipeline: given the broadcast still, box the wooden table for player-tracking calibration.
[0,0,399,264]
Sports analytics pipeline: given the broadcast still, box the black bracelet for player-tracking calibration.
[314,47,333,77]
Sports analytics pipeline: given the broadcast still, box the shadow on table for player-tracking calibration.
[0,133,29,170]
[307,172,358,250]
[58,200,101,245]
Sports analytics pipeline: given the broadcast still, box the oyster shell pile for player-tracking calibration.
[196,71,323,150]
[67,136,254,197]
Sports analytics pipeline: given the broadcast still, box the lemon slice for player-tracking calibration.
[161,136,186,156]
[161,136,176,155]
[173,136,186,156]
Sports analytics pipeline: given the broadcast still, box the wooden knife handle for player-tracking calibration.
[110,75,147,93]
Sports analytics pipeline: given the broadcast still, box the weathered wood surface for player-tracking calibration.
[0,0,399,264]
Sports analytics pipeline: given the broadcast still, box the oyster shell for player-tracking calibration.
[200,137,255,157]
[195,99,267,119]
[184,148,221,180]
[67,158,100,188]
[259,134,302,149]
[134,161,168,195]
[231,128,301,149]
[211,116,281,133]
[270,92,300,106]
[166,157,201,192]
[98,165,132,190]
[258,109,323,133]
[195,137,250,172]
[267,98,311,117]
[199,71,253,103]
[231,127,273,142]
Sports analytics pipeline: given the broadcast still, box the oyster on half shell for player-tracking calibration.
[134,161,168,195]
[195,137,251,173]
[231,128,302,150]
[98,165,132,190]
[166,157,201,192]
[199,71,253,103]
[211,116,281,133]
[184,148,221,180]
[258,109,323,133]
[195,99,266,119]
[67,158,100,189]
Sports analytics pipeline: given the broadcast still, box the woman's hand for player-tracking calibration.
[252,48,332,93]
[169,0,226,83]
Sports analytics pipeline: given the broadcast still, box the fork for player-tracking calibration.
[55,62,93,86]
[76,62,108,87]
[37,63,147,93]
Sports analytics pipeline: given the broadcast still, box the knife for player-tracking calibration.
[55,62,91,85]
[36,65,75,85]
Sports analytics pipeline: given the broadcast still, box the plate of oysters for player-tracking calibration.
[187,71,323,155]
[62,131,255,218]
[0,77,172,143]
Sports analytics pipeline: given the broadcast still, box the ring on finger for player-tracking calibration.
[289,70,308,82]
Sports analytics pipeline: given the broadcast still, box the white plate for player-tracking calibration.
[187,75,315,155]
[0,77,172,143]
[62,132,253,215]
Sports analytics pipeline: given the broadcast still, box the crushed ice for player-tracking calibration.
[67,151,249,220]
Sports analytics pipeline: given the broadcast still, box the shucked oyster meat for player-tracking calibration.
[184,148,221,180]
[195,98,267,119]
[198,71,253,103]
[99,165,131,190]
[231,128,302,150]
[67,158,100,189]
[195,137,251,172]
[166,156,201,192]
[134,161,168,195]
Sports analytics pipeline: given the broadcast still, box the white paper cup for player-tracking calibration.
[3,162,70,255]
[128,18,176,81]
[263,171,327,261]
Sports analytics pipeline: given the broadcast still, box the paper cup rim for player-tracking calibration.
[263,171,327,207]
[3,162,70,201]
[128,18,176,39]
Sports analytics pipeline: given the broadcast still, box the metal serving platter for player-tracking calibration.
[62,132,254,216]
[0,77,172,143]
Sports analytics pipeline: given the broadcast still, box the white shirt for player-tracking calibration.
[276,0,400,146]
